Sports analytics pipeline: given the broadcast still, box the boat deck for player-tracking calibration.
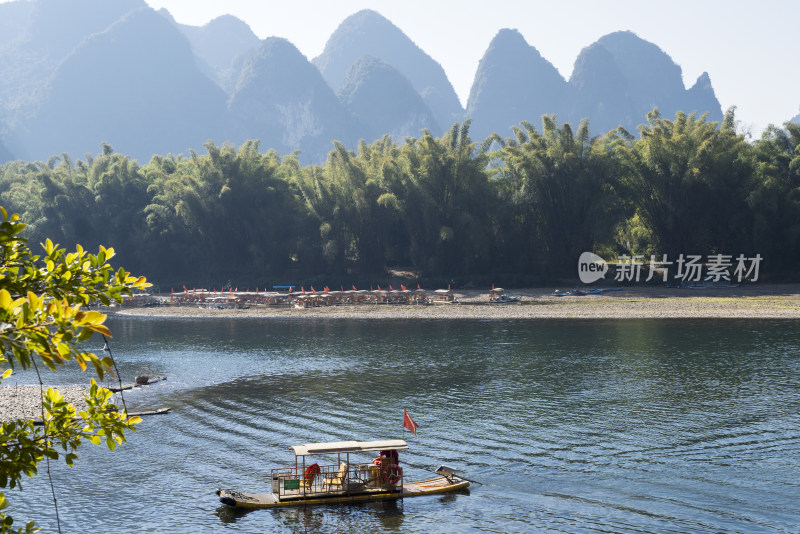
[217,475,469,509]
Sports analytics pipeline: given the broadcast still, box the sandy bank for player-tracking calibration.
[115,285,800,320]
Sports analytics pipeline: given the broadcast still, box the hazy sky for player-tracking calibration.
[10,0,799,135]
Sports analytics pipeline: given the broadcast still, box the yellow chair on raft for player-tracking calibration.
[323,462,348,491]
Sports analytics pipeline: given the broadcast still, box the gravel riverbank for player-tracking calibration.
[115,285,800,320]
[0,385,89,422]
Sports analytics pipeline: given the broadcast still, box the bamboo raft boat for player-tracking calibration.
[107,376,166,392]
[216,439,469,509]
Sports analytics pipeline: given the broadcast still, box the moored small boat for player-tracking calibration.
[216,439,469,509]
[488,288,522,303]
[431,288,458,304]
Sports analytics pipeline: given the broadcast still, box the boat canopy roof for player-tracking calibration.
[290,439,408,457]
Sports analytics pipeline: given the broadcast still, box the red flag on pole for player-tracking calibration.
[403,409,418,436]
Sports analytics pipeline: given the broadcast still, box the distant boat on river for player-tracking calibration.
[488,287,522,303]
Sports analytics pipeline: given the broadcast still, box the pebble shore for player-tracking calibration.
[116,285,800,320]
[0,385,89,423]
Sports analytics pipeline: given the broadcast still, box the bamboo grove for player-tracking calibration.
[1,108,798,287]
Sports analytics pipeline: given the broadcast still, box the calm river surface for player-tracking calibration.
[8,317,800,533]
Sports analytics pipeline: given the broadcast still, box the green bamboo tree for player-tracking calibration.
[497,116,622,273]
[615,108,753,258]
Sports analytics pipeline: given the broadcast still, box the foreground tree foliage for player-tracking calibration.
[0,207,150,532]
[0,108,799,284]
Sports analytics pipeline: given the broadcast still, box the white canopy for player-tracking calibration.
[290,439,408,456]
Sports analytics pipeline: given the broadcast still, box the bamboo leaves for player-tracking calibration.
[0,108,798,280]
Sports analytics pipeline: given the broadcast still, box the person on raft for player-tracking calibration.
[372,449,402,484]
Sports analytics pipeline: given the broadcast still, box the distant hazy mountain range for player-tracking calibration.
[0,1,730,163]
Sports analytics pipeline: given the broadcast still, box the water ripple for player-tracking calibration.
[10,317,800,533]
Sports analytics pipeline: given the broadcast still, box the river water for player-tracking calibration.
[7,317,800,533]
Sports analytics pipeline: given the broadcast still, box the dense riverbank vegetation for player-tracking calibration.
[1,108,798,287]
